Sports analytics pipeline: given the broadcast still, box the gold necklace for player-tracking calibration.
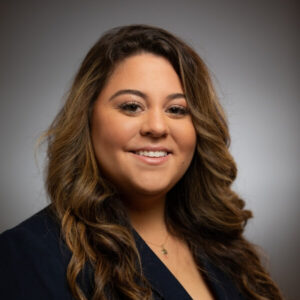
[145,233,169,257]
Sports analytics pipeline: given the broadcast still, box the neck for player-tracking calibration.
[122,193,168,242]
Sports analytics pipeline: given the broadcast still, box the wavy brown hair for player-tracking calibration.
[43,25,283,299]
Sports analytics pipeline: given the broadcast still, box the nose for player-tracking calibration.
[140,108,169,138]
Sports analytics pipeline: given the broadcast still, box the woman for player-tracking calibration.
[0,25,283,300]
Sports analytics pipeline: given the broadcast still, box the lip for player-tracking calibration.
[130,151,171,165]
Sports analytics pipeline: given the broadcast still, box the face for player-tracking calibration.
[91,53,196,202]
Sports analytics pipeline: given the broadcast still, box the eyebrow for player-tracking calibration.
[108,89,186,101]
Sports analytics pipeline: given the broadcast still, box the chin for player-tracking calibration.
[127,181,173,197]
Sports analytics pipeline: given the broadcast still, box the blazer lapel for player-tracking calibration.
[133,229,245,300]
[201,257,246,300]
[133,229,193,300]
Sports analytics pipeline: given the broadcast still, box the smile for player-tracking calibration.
[130,151,171,165]
[134,150,168,157]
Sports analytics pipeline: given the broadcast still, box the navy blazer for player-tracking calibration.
[0,207,245,300]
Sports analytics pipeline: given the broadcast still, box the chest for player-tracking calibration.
[148,240,215,300]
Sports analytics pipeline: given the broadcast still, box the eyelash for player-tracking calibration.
[118,102,188,116]
[118,102,142,113]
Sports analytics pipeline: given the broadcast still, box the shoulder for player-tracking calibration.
[0,205,69,263]
[1,206,56,243]
[0,206,73,300]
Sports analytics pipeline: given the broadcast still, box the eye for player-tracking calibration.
[167,105,188,116]
[118,102,143,114]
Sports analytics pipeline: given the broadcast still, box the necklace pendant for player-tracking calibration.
[161,247,168,256]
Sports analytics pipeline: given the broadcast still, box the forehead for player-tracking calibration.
[102,53,183,95]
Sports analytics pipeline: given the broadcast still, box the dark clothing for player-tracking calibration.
[0,207,245,299]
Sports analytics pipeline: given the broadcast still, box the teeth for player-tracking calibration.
[135,150,168,157]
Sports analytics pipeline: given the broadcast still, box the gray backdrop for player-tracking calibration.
[0,1,299,299]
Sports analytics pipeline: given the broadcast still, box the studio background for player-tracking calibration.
[0,1,299,299]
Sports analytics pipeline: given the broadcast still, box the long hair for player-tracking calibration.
[43,24,283,299]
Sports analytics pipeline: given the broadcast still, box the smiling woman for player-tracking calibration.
[0,25,283,300]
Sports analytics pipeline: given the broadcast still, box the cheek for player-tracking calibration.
[175,122,197,156]
[91,110,138,155]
